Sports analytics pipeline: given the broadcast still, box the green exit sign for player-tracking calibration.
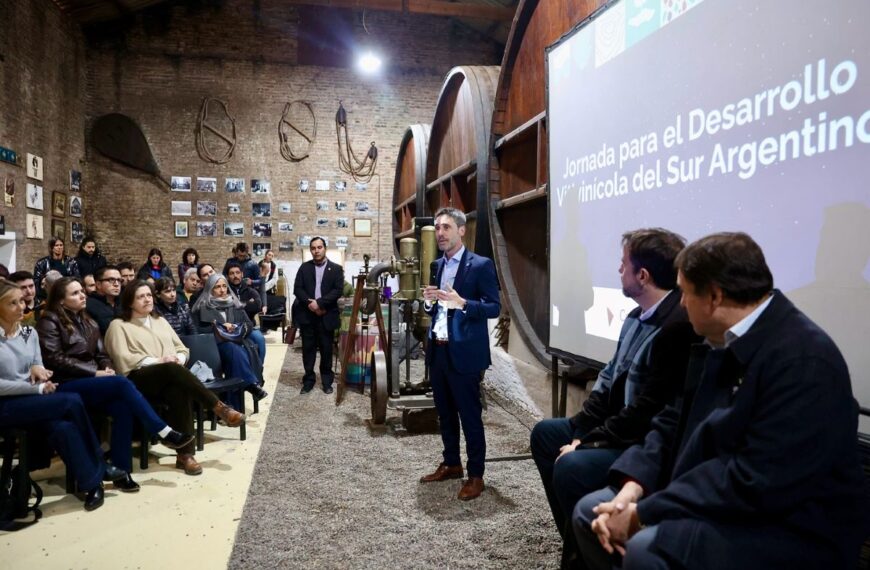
[0,146,18,166]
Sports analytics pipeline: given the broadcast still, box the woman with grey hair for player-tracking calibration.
[191,274,267,402]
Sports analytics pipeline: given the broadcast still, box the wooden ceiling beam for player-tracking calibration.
[290,0,515,21]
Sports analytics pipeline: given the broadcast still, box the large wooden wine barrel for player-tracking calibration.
[392,124,431,254]
[425,65,500,258]
[489,0,601,365]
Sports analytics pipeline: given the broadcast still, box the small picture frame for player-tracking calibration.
[27,154,43,181]
[170,176,192,191]
[50,219,66,240]
[26,214,44,239]
[69,195,83,217]
[353,218,372,237]
[71,222,84,243]
[52,191,67,217]
[26,183,44,210]
[69,170,81,192]
[175,221,189,237]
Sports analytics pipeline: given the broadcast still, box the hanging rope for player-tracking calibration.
[195,97,237,164]
[279,100,316,162]
[335,101,378,183]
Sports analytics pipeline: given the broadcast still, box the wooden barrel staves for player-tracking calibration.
[425,66,500,259]
[392,124,431,254]
[488,0,601,366]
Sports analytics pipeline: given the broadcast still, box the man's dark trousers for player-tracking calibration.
[429,342,486,477]
[301,316,335,390]
[530,418,622,557]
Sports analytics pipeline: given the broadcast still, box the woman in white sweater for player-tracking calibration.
[104,280,244,476]
[0,279,119,511]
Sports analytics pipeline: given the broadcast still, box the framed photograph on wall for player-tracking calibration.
[279,202,292,213]
[196,177,217,192]
[335,236,349,248]
[50,219,66,240]
[196,221,217,237]
[71,222,84,243]
[225,177,245,193]
[69,170,81,191]
[26,154,43,181]
[278,242,294,252]
[316,217,329,228]
[278,222,294,233]
[52,191,67,217]
[253,242,270,257]
[170,200,191,216]
[252,202,272,217]
[353,218,372,237]
[70,195,83,217]
[4,176,14,207]
[26,214,43,239]
[227,203,241,214]
[253,222,272,237]
[26,183,44,210]
[298,180,309,193]
[224,222,244,237]
[196,200,217,216]
[251,179,270,194]
[170,176,192,191]
[175,221,189,237]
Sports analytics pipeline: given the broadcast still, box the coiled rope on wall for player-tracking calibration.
[335,101,378,183]
[279,100,316,162]
[195,96,237,164]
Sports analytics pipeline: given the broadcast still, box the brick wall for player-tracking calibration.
[0,0,87,272]
[80,1,504,273]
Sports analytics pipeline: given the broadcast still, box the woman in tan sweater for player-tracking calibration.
[105,280,244,475]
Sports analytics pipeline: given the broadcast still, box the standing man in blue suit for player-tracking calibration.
[419,207,501,501]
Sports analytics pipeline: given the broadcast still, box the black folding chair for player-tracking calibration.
[180,334,251,450]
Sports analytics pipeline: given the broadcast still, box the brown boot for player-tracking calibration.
[420,463,464,483]
[213,401,245,427]
[176,454,203,476]
[458,477,484,500]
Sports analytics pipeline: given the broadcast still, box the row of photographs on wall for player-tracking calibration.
[22,185,82,217]
[22,153,82,192]
[171,200,371,217]
[173,219,356,238]
[24,213,84,242]
[173,222,350,248]
[170,177,367,194]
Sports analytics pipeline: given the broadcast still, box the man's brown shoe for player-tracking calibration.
[420,463,464,483]
[458,477,484,500]
[213,401,245,427]
[176,453,203,476]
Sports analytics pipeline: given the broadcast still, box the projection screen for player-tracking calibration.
[547,0,870,408]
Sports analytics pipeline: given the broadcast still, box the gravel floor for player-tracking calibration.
[229,347,562,569]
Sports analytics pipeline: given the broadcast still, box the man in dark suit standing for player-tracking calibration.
[293,237,344,394]
[419,207,500,501]
[574,233,870,569]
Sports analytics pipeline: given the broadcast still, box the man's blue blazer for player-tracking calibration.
[425,249,501,374]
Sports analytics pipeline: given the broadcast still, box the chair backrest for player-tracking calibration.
[179,334,225,379]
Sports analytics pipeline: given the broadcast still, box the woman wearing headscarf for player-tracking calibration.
[37,277,194,492]
[105,280,245,476]
[191,274,268,403]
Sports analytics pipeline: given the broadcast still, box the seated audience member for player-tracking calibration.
[177,267,201,306]
[0,279,121,511]
[74,236,107,279]
[262,250,277,291]
[33,237,80,298]
[82,274,97,294]
[8,270,43,327]
[574,232,870,570]
[104,280,245,475]
[87,265,123,336]
[226,261,263,320]
[226,263,267,363]
[191,274,267,402]
[190,263,217,306]
[136,248,173,282]
[37,277,194,492]
[42,270,63,295]
[116,261,137,288]
[178,247,199,284]
[222,242,260,288]
[530,229,697,566]
[154,277,196,336]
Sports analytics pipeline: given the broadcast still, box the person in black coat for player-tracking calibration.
[292,237,344,394]
[86,265,123,336]
[574,232,870,570]
[153,277,196,336]
[74,236,107,279]
[136,248,174,282]
[530,229,699,566]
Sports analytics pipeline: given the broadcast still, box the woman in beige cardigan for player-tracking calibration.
[105,280,244,475]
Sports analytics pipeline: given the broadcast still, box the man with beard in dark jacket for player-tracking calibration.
[74,236,107,279]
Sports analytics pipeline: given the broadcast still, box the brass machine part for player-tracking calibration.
[396,237,420,299]
[420,225,436,291]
